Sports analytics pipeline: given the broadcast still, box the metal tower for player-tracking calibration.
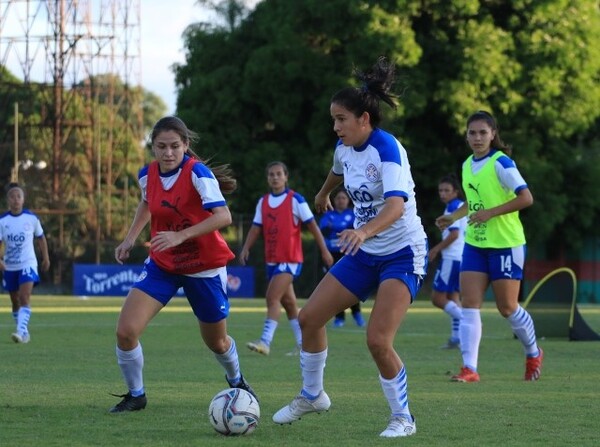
[0,0,143,283]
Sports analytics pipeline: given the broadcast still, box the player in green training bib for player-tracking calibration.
[436,111,543,383]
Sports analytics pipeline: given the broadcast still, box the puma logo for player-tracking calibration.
[468,183,480,196]
[161,197,183,216]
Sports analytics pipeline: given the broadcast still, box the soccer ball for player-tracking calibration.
[208,388,260,436]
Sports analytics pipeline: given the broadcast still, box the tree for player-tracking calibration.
[175,0,600,253]
[0,63,167,283]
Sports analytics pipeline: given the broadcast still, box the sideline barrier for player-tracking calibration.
[73,264,255,298]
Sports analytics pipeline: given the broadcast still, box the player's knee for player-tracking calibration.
[366,334,388,358]
[116,325,139,348]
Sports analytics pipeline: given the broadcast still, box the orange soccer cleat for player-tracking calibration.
[451,366,480,383]
[525,348,544,381]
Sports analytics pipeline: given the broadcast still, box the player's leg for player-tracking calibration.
[444,291,462,348]
[190,271,260,401]
[369,276,417,438]
[14,282,33,338]
[433,259,462,348]
[201,320,258,400]
[451,270,487,382]
[281,282,303,353]
[109,289,162,413]
[350,302,365,327]
[273,255,373,425]
[490,246,543,380]
[248,270,294,355]
[110,261,174,413]
[10,269,36,343]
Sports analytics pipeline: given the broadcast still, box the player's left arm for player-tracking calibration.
[306,219,334,268]
[37,235,51,272]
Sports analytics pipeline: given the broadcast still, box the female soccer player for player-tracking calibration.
[109,116,256,413]
[436,110,543,382]
[239,161,333,356]
[428,174,466,349]
[272,57,428,438]
[0,183,50,343]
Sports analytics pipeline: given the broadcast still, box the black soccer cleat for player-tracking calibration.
[109,392,147,413]
[227,374,259,402]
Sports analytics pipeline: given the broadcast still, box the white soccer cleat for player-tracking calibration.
[246,339,270,355]
[272,391,331,424]
[379,415,416,438]
[11,332,30,343]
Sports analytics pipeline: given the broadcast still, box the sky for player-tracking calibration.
[141,0,211,114]
[1,0,261,115]
[141,0,261,114]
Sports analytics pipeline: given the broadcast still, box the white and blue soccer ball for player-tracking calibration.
[208,388,260,436]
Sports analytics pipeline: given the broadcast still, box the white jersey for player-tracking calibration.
[466,150,527,193]
[441,198,466,261]
[0,209,45,271]
[332,128,427,256]
[252,189,315,226]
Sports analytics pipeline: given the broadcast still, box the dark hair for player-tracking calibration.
[331,187,351,210]
[438,173,464,200]
[5,182,23,194]
[332,188,350,200]
[331,56,398,127]
[265,161,288,176]
[466,111,512,156]
[150,116,237,194]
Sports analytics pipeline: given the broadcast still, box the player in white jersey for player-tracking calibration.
[272,57,427,438]
[429,174,466,349]
[0,183,50,343]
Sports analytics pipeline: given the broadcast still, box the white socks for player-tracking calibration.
[116,344,144,396]
[214,336,241,383]
[380,367,411,418]
[507,306,539,356]
[300,349,327,398]
[460,309,482,370]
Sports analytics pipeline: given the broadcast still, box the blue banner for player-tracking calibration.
[73,264,254,298]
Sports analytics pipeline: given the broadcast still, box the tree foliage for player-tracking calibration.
[0,66,167,283]
[175,0,600,254]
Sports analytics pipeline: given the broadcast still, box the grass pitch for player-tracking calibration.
[1,296,599,446]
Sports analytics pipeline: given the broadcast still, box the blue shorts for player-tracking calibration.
[329,246,426,302]
[460,243,525,281]
[432,258,461,293]
[266,263,303,281]
[2,267,40,292]
[133,259,229,323]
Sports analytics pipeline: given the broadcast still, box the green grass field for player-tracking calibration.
[1,296,599,446]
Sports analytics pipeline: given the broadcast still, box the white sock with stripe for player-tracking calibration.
[17,306,31,335]
[380,366,411,418]
[215,336,241,384]
[300,349,327,399]
[289,318,302,346]
[507,305,539,357]
[260,319,278,346]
